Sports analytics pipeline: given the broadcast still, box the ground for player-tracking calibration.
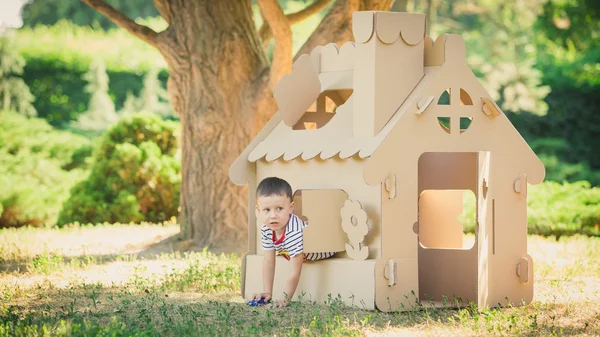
[0,223,599,336]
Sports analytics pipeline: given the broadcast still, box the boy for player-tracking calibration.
[251,177,335,307]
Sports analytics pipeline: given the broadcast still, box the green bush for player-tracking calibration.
[461,180,600,237]
[538,153,600,186]
[509,87,600,177]
[0,111,90,227]
[528,180,600,237]
[21,0,159,31]
[15,21,166,73]
[11,21,169,127]
[22,57,169,127]
[58,113,181,226]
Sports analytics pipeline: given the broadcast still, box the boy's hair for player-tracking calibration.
[256,177,293,202]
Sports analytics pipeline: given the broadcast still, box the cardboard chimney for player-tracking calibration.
[230,11,544,311]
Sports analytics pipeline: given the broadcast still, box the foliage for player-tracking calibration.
[21,0,159,30]
[461,180,600,236]
[14,20,167,73]
[21,57,170,127]
[431,0,551,116]
[510,86,600,174]
[15,4,596,179]
[73,58,119,132]
[58,114,181,226]
[528,180,600,237]
[0,111,91,228]
[120,68,174,119]
[425,0,600,179]
[11,21,172,126]
[535,0,600,52]
[0,35,36,117]
[532,138,600,185]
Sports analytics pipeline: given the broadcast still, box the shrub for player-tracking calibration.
[528,180,600,237]
[58,113,181,226]
[21,57,169,127]
[461,180,600,237]
[0,35,36,117]
[0,111,90,227]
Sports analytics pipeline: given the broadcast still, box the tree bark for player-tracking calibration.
[83,0,394,252]
[259,0,333,48]
[156,1,271,251]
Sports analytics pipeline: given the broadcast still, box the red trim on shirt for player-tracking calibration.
[272,230,285,245]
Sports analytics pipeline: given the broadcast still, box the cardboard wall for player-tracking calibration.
[417,152,478,303]
[489,156,534,306]
[244,255,377,309]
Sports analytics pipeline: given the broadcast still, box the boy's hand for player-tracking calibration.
[268,298,289,308]
[252,293,272,302]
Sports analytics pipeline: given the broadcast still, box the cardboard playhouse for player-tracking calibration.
[229,10,544,312]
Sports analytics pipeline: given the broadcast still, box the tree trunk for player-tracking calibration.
[156,0,271,251]
[160,0,394,252]
[84,0,395,252]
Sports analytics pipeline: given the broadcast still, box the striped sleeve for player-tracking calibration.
[286,215,304,258]
[261,226,274,250]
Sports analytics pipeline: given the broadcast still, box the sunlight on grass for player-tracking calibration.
[1,224,599,336]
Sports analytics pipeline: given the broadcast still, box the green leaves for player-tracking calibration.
[0,36,36,117]
[433,0,551,116]
[0,111,90,227]
[58,113,181,226]
[528,180,600,236]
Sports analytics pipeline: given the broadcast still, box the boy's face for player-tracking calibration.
[256,194,294,233]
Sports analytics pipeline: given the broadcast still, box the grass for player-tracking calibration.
[1,224,599,336]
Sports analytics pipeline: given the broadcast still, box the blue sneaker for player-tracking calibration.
[247,298,268,306]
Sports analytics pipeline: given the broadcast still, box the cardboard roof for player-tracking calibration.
[363,34,545,186]
[230,14,544,187]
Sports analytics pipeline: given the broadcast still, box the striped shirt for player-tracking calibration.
[261,214,336,261]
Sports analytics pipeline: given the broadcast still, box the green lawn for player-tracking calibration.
[1,224,599,336]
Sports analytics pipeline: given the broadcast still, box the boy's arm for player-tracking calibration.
[275,253,304,307]
[258,249,276,301]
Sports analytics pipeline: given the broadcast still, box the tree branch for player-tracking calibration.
[153,0,173,25]
[81,0,159,48]
[258,0,293,89]
[259,0,333,48]
[295,0,393,58]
